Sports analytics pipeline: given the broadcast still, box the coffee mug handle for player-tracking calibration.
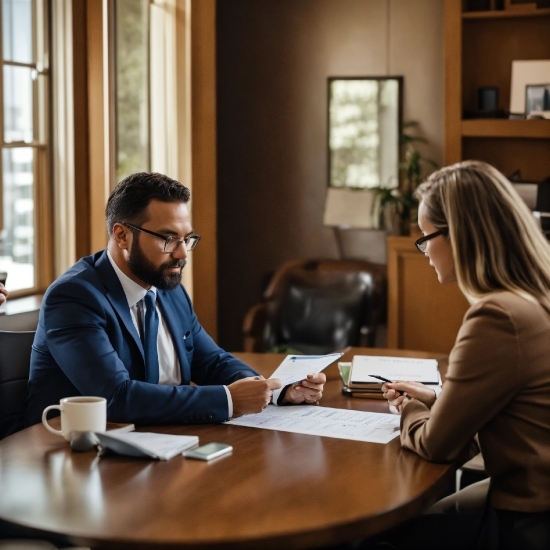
[42,405,63,436]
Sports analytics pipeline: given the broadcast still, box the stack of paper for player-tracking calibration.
[339,362,385,399]
[345,355,440,399]
[95,431,199,460]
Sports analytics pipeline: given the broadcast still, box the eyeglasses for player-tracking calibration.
[414,229,447,253]
[122,223,201,252]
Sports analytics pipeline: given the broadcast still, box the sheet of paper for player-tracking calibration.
[269,353,343,386]
[351,355,439,384]
[225,405,400,444]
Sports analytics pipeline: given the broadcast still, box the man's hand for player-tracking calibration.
[282,372,326,405]
[228,376,282,417]
[0,283,7,306]
[382,381,437,414]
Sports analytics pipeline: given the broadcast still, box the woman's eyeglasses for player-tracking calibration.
[414,230,447,253]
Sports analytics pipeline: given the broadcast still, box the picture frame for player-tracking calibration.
[525,84,550,115]
[510,60,550,114]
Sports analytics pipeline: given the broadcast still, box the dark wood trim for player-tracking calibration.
[191,0,218,340]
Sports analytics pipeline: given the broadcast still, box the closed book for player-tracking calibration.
[341,386,386,399]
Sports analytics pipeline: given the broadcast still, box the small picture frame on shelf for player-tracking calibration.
[525,84,550,115]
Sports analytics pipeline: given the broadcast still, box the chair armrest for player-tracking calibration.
[242,303,268,352]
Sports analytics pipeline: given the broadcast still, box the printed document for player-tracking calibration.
[225,405,400,444]
[269,352,343,386]
[351,355,439,385]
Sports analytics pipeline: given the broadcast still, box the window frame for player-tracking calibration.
[0,0,53,297]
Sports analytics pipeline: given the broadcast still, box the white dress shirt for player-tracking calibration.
[106,252,235,416]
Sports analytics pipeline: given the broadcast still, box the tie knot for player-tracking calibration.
[144,289,156,309]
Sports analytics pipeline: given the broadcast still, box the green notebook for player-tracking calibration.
[338,362,351,386]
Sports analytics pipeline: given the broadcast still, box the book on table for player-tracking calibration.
[339,362,386,399]
[346,355,440,398]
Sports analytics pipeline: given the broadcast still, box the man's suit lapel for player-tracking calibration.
[157,289,191,384]
[95,251,144,356]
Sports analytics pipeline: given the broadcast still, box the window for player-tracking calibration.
[115,0,150,181]
[0,0,50,294]
[328,77,402,189]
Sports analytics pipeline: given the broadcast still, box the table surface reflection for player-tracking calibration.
[0,348,452,549]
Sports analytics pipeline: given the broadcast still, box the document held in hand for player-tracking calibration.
[95,431,199,460]
[349,355,439,389]
[269,352,344,386]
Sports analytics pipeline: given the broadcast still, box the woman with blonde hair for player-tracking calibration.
[379,160,550,550]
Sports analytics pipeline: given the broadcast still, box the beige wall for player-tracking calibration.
[215,0,444,350]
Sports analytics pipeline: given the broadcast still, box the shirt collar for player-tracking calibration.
[106,250,156,309]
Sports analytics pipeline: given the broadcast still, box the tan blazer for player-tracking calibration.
[400,291,550,513]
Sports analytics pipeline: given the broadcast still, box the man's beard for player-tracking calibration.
[128,238,186,291]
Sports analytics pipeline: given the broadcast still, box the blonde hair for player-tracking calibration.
[415,160,550,311]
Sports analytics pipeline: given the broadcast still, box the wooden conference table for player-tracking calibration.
[0,348,452,550]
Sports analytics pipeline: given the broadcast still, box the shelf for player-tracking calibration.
[463,8,550,19]
[461,119,550,138]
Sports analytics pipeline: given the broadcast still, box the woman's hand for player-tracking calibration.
[0,283,7,306]
[382,381,437,414]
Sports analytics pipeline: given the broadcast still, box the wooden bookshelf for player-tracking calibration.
[445,0,550,179]
[462,7,550,19]
[461,119,550,138]
[385,1,550,354]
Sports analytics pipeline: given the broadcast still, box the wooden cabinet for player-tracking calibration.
[387,236,470,354]
[444,1,550,180]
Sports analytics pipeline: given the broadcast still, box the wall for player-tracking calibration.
[216,0,444,351]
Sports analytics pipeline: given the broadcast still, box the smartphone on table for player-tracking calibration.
[183,442,233,460]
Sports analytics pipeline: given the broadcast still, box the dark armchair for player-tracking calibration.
[243,259,386,354]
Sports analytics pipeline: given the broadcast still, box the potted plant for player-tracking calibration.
[372,121,438,235]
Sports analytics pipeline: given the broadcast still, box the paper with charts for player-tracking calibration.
[225,405,400,444]
[269,353,344,386]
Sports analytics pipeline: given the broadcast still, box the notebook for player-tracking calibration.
[349,355,440,390]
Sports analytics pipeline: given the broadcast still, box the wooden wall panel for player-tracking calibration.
[86,0,112,253]
[387,236,469,354]
[444,0,462,165]
[216,0,445,351]
[191,0,218,339]
[72,0,91,259]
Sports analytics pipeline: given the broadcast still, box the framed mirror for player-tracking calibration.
[328,77,403,189]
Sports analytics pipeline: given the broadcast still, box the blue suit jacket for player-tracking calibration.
[25,250,258,426]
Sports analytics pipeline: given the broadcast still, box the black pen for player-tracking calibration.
[368,375,404,396]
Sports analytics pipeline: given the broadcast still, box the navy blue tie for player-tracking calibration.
[142,290,159,384]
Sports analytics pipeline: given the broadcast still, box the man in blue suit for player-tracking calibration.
[26,173,325,426]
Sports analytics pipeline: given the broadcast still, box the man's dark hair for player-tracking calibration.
[105,172,190,236]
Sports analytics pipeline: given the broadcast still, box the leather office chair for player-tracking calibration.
[0,330,35,440]
[243,259,386,354]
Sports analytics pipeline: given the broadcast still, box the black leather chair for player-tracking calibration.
[0,330,35,440]
[243,259,386,354]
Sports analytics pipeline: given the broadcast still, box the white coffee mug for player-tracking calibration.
[42,396,107,441]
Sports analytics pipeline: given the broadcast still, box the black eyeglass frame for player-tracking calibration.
[414,229,447,253]
[122,222,201,252]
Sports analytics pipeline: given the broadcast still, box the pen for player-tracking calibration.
[368,375,404,396]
